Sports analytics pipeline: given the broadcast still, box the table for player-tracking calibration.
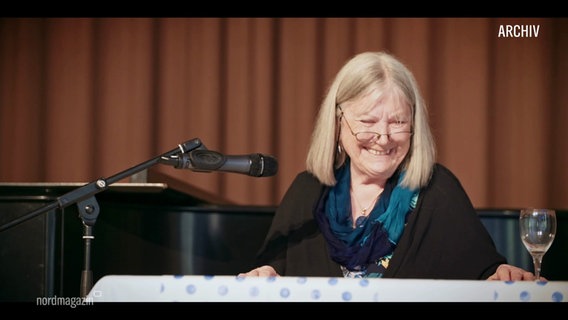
[86,275,567,302]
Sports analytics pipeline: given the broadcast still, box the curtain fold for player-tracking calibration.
[1,17,566,209]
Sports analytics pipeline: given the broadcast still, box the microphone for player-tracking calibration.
[159,149,278,177]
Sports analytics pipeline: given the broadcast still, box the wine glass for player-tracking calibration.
[519,208,557,281]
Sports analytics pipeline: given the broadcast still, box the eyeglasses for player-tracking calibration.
[339,111,413,144]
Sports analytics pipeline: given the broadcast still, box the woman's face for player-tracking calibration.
[339,86,412,182]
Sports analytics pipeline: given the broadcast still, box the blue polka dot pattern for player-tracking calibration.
[217,285,228,296]
[186,284,196,295]
[249,286,259,297]
[520,291,531,301]
[87,274,568,302]
[552,292,563,302]
[373,292,380,301]
[311,289,321,300]
[280,287,290,298]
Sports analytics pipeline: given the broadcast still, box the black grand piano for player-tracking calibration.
[0,170,275,301]
[1,171,566,301]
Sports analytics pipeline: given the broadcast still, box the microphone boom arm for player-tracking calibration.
[0,137,204,297]
[0,137,204,232]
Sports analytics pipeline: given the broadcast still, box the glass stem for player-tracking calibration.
[532,253,544,280]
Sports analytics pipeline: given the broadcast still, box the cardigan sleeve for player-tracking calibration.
[254,172,324,275]
[384,163,507,279]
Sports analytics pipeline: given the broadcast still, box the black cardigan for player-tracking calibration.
[256,163,506,279]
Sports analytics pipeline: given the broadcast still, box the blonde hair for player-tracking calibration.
[306,51,436,189]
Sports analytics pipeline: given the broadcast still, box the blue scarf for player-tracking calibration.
[315,160,418,271]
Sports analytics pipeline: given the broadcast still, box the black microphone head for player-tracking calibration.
[180,149,278,177]
[252,154,278,177]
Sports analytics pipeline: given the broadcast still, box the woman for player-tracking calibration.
[240,51,534,280]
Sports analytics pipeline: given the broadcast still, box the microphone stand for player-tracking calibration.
[0,138,204,297]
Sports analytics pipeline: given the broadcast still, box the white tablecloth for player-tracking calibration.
[86,275,567,302]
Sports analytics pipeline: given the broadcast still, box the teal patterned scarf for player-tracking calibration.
[316,160,418,271]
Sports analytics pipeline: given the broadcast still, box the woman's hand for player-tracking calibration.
[487,264,539,281]
[237,265,280,277]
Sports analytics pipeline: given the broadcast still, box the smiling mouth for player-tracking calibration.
[367,148,391,155]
